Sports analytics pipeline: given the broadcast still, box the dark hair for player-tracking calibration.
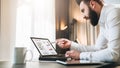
[76,0,103,6]
[76,0,82,5]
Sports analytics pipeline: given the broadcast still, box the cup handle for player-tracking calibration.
[24,50,33,62]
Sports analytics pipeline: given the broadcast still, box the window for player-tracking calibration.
[15,0,55,61]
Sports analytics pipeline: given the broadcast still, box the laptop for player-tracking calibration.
[30,37,67,61]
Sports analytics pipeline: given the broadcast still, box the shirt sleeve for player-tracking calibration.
[81,8,120,62]
[70,27,108,60]
[70,42,97,52]
[70,26,108,52]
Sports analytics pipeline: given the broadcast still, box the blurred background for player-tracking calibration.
[0,0,120,61]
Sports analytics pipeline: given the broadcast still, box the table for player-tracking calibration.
[0,61,119,68]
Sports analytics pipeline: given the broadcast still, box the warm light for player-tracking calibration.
[60,20,68,30]
[61,26,68,30]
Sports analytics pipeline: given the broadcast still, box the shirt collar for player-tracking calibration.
[98,5,106,26]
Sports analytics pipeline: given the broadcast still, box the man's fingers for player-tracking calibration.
[65,50,80,60]
[65,51,70,57]
[65,51,73,58]
[57,42,64,48]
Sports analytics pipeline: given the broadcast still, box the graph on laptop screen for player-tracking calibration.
[32,39,57,55]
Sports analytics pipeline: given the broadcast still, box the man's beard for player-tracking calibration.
[89,7,99,26]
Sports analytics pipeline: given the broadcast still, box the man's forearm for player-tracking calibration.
[70,41,98,52]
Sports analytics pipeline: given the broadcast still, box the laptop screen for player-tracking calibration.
[31,37,57,56]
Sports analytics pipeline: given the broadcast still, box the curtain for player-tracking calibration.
[0,0,17,61]
[15,0,55,61]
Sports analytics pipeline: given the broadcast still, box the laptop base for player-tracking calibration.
[39,56,67,61]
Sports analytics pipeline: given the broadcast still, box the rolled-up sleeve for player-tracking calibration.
[70,42,96,52]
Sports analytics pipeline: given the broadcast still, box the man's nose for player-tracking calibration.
[83,16,89,19]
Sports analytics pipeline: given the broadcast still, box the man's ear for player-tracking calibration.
[89,0,96,9]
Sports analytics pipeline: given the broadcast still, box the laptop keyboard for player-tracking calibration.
[57,54,65,57]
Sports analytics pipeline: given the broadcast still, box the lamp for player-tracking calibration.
[60,20,68,31]
[61,26,68,30]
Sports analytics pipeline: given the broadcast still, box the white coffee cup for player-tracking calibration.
[14,47,33,64]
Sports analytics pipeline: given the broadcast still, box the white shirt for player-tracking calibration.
[70,5,120,62]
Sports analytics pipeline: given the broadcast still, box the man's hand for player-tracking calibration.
[65,50,80,60]
[56,38,71,49]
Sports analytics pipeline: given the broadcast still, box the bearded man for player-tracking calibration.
[56,0,120,62]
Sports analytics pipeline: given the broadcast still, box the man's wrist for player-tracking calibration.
[70,41,77,50]
[69,41,72,48]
